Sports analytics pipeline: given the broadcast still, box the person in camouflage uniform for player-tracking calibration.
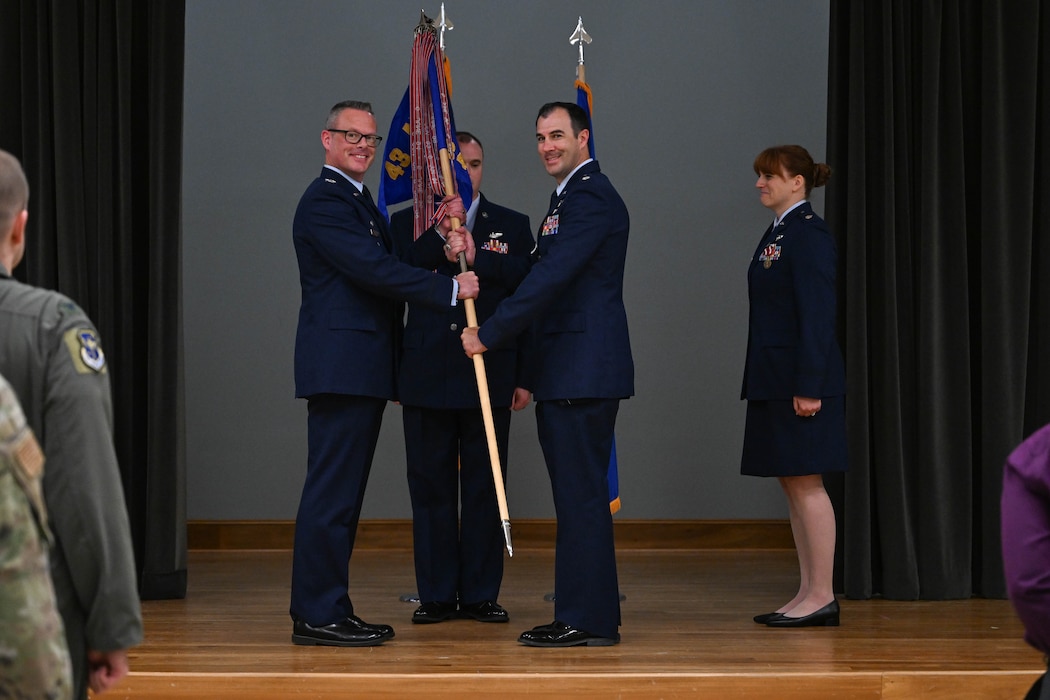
[0,371,72,700]
[0,150,142,698]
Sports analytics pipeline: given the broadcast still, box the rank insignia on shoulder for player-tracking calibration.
[63,328,107,374]
[55,300,88,327]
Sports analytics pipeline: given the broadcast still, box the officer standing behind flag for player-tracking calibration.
[392,131,534,625]
[462,102,633,647]
[0,371,73,700]
[0,149,142,698]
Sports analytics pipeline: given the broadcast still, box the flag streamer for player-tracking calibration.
[378,25,471,235]
[409,28,448,237]
[575,78,596,160]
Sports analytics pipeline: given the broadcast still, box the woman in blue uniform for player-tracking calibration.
[741,145,846,628]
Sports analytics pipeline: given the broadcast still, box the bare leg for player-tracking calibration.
[778,474,836,618]
[777,494,809,613]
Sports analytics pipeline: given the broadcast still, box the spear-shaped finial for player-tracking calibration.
[437,3,454,50]
[569,16,591,66]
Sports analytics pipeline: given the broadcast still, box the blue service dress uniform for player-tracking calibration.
[740,201,847,476]
[477,160,634,639]
[290,166,459,627]
[391,194,533,607]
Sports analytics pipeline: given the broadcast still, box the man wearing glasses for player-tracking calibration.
[290,100,478,647]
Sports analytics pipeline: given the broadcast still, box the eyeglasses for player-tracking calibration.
[327,129,383,147]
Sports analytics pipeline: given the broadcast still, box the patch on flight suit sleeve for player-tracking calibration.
[0,380,44,481]
[56,299,79,315]
[62,328,107,374]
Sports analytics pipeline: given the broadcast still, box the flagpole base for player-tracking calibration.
[502,520,513,557]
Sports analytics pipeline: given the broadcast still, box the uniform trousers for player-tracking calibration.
[290,393,385,626]
[403,405,510,605]
[536,398,621,639]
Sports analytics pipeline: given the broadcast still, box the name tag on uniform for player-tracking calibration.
[541,214,560,237]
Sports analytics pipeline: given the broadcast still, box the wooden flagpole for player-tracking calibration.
[439,152,513,557]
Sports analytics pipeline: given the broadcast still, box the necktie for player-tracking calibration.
[361,186,380,217]
[359,186,391,251]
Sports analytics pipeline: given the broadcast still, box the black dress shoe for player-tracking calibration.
[291,615,395,646]
[518,620,619,647]
[765,600,840,628]
[460,600,508,623]
[753,612,782,624]
[412,601,459,624]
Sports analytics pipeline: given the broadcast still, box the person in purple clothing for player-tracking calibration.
[1001,423,1050,699]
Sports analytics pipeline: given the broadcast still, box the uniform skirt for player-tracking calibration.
[740,395,847,477]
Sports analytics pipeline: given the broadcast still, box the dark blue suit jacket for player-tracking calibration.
[741,201,845,400]
[392,194,533,409]
[292,167,456,400]
[478,161,634,402]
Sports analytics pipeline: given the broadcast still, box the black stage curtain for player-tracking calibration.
[825,1,1049,600]
[0,0,187,599]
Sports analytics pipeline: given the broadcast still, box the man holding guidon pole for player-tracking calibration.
[461,96,634,646]
[289,98,477,648]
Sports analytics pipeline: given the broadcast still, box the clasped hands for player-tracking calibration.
[434,194,479,301]
[435,197,485,359]
[432,195,498,362]
[443,226,475,267]
[793,396,822,417]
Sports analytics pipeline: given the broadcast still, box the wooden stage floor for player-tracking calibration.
[110,548,1045,699]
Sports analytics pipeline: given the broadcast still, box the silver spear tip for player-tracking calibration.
[569,16,591,47]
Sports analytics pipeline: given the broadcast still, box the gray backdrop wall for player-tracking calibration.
[182,0,830,521]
